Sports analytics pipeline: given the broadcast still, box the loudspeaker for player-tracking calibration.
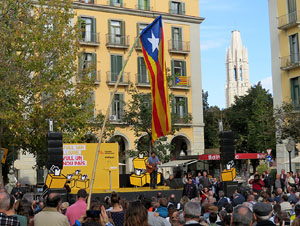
[223,181,238,198]
[219,131,235,166]
[47,132,63,169]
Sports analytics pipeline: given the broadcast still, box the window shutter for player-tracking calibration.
[121,21,125,45]
[138,57,142,82]
[137,23,140,36]
[179,27,183,42]
[120,0,123,7]
[172,97,176,114]
[291,78,295,105]
[169,1,172,13]
[91,18,96,42]
[181,2,185,15]
[120,93,124,119]
[92,53,97,78]
[108,19,112,44]
[171,60,175,75]
[182,61,186,76]
[184,97,188,116]
[78,53,84,80]
[110,0,113,6]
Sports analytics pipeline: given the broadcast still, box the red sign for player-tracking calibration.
[198,153,266,161]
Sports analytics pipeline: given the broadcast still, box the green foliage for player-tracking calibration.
[224,83,276,154]
[256,164,268,175]
[274,102,300,143]
[0,0,110,167]
[203,90,223,148]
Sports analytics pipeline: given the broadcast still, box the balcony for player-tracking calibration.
[280,54,300,70]
[168,40,190,54]
[79,0,94,4]
[106,34,129,49]
[108,1,124,7]
[106,71,130,86]
[79,32,100,46]
[78,71,101,84]
[278,11,300,30]
[136,73,150,87]
[170,76,191,89]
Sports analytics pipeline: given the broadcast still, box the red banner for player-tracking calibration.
[198,153,266,161]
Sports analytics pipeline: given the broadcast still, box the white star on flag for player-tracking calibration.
[147,31,159,53]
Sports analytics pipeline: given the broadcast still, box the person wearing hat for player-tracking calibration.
[253,203,276,226]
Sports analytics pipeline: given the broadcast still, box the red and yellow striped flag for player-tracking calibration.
[139,16,171,143]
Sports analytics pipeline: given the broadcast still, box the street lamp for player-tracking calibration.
[286,138,296,172]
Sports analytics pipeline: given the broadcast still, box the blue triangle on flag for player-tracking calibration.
[175,77,181,84]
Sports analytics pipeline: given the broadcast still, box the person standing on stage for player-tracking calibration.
[147,152,161,189]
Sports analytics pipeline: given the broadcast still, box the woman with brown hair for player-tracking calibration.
[107,192,125,226]
[124,200,148,226]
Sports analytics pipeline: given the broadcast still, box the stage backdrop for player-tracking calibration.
[61,143,119,192]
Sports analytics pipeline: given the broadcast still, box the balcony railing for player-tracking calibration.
[106,71,130,86]
[280,53,300,70]
[278,11,300,29]
[79,0,94,4]
[170,76,191,89]
[106,34,129,49]
[168,40,190,54]
[136,73,150,87]
[136,3,151,11]
[79,32,100,46]
[169,8,185,15]
[108,0,124,7]
[78,71,101,84]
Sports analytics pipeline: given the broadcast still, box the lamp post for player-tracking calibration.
[286,138,295,172]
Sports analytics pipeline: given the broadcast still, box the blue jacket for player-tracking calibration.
[156,206,168,218]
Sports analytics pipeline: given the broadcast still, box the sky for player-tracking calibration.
[199,0,272,108]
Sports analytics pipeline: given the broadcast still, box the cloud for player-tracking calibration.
[260,76,273,94]
[201,39,227,50]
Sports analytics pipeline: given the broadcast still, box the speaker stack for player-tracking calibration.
[219,131,235,166]
[46,132,63,169]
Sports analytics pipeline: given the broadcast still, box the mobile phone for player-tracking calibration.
[86,210,101,218]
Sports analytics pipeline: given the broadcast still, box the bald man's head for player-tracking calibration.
[0,192,10,211]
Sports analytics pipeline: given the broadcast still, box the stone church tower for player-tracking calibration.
[225,31,251,108]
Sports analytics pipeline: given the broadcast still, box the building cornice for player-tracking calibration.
[72,2,205,24]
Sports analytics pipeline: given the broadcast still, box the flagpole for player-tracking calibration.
[87,35,140,210]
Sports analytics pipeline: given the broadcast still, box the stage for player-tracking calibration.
[69,186,183,202]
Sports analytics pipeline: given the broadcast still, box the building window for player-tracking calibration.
[171,27,183,50]
[110,0,123,7]
[289,33,299,64]
[234,67,237,81]
[170,1,185,15]
[108,20,125,45]
[291,77,300,109]
[111,55,123,82]
[79,0,94,3]
[79,17,97,43]
[172,96,188,121]
[171,60,186,77]
[138,0,150,10]
[79,53,97,80]
[137,57,149,84]
[137,23,148,35]
[287,0,297,23]
[240,67,243,81]
[111,93,124,121]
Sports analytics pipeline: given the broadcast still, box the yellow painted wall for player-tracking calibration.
[277,0,300,103]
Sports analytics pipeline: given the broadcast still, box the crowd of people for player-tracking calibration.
[2,168,300,226]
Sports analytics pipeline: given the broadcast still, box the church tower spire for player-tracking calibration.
[225,31,251,108]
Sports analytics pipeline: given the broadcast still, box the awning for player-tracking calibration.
[158,159,198,168]
[198,153,266,161]
[283,156,300,164]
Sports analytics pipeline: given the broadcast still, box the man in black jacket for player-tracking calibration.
[253,203,276,226]
[217,190,228,211]
[182,178,197,200]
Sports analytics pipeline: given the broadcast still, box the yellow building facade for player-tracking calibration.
[73,0,205,173]
[269,0,300,171]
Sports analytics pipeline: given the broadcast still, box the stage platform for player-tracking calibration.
[70,186,183,202]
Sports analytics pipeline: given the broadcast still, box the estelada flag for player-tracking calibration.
[176,76,188,85]
[139,16,171,143]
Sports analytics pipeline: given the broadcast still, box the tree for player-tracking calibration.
[122,85,192,163]
[224,83,276,156]
[274,102,300,143]
[203,90,223,149]
[0,0,108,183]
